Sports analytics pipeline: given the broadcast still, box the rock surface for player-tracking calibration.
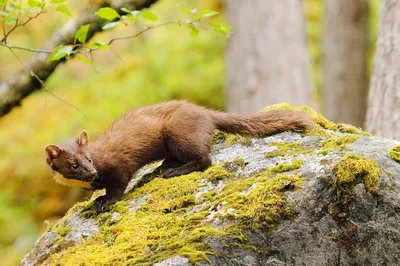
[21,106,400,266]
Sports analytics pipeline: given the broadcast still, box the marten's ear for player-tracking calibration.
[45,145,62,162]
[78,130,89,147]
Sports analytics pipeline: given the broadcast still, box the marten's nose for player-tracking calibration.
[90,170,97,176]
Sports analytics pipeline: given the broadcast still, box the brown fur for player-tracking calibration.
[45,100,315,213]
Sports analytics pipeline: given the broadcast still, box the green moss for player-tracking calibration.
[204,164,235,183]
[302,128,336,138]
[264,142,313,159]
[57,227,71,237]
[388,145,400,163]
[212,130,252,146]
[267,160,304,174]
[224,134,252,146]
[216,173,303,228]
[110,201,128,213]
[321,134,361,151]
[333,154,380,198]
[43,159,305,265]
[317,150,329,156]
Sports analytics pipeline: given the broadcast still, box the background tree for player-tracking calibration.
[366,0,400,138]
[322,0,369,127]
[226,0,315,113]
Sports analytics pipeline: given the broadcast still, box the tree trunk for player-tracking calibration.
[226,0,315,114]
[322,0,369,127]
[366,0,400,138]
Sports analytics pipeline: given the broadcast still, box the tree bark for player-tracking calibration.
[322,0,369,127]
[226,0,315,113]
[366,0,400,138]
[0,0,157,118]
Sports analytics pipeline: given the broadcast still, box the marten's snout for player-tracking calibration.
[86,170,97,181]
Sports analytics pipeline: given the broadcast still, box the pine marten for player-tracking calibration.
[45,100,315,213]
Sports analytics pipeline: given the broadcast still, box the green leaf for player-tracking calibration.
[5,14,17,25]
[27,0,42,8]
[56,4,72,17]
[121,7,130,13]
[189,25,199,37]
[180,7,192,14]
[75,24,90,44]
[48,45,73,62]
[199,9,218,18]
[95,7,120,21]
[131,10,140,17]
[29,7,42,13]
[209,22,231,35]
[6,3,15,11]
[51,0,64,3]
[0,0,8,7]
[0,10,8,17]
[89,42,110,50]
[75,54,92,65]
[140,10,157,21]
[121,15,138,22]
[102,21,120,30]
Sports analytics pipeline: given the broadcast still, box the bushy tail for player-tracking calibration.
[210,109,315,136]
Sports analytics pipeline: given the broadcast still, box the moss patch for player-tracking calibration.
[204,164,236,183]
[43,160,304,265]
[388,145,400,163]
[264,142,313,159]
[213,130,252,146]
[321,134,361,151]
[267,160,304,174]
[57,227,71,237]
[333,154,380,199]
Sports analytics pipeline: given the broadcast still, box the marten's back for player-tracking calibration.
[90,101,211,161]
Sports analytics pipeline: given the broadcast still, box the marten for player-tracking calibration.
[45,100,315,213]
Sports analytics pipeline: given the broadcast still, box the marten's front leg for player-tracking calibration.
[94,169,131,213]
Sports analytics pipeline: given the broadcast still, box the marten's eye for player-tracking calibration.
[72,164,79,169]
[88,158,92,163]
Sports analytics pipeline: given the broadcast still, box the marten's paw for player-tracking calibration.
[163,168,184,178]
[94,195,112,214]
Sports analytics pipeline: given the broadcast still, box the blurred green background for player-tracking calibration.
[0,0,382,264]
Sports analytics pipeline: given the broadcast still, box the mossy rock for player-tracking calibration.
[22,104,400,266]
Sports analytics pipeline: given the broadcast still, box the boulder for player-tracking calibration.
[22,105,400,266]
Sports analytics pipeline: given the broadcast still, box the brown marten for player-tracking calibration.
[45,100,315,213]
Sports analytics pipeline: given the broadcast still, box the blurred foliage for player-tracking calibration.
[0,0,382,264]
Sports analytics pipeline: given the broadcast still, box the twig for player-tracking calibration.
[107,21,178,45]
[0,42,53,53]
[87,50,99,73]
[110,46,127,64]
[1,6,5,38]
[7,47,87,118]
[1,10,44,43]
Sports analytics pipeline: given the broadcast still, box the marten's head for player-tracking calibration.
[45,130,97,189]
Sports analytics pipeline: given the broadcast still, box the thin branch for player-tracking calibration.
[0,42,53,53]
[7,47,87,118]
[1,6,5,38]
[1,10,44,43]
[88,50,99,73]
[110,46,127,64]
[107,21,178,45]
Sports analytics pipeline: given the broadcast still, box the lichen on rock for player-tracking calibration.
[22,104,400,266]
